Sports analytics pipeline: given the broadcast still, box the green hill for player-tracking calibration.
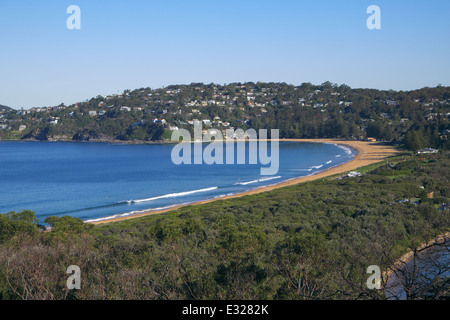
[0,82,449,151]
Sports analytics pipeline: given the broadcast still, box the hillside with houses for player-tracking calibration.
[0,82,449,151]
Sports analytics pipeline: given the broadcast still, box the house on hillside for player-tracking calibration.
[347,171,362,178]
[417,148,438,154]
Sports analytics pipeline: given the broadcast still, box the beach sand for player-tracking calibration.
[91,139,399,225]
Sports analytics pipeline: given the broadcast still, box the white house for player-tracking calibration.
[348,171,362,177]
[417,148,438,154]
[152,118,166,124]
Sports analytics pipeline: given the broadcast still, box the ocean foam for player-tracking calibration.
[335,144,353,155]
[84,205,178,223]
[125,186,219,204]
[235,176,281,186]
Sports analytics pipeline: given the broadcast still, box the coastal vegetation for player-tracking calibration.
[0,151,448,300]
[1,82,449,151]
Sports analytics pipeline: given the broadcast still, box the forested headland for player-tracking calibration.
[1,82,449,151]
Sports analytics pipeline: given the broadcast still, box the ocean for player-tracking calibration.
[0,141,356,223]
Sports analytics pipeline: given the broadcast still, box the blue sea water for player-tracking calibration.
[0,141,356,223]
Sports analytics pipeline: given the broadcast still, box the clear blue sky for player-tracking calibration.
[1,0,449,109]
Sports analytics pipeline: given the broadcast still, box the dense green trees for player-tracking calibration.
[0,210,42,243]
[0,152,448,300]
[44,216,94,234]
[1,83,448,150]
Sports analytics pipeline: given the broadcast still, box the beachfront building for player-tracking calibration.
[347,171,362,178]
[417,148,438,154]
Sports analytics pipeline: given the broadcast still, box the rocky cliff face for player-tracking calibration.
[17,127,157,144]
[72,129,98,141]
[21,127,49,141]
[21,128,111,142]
[72,130,115,142]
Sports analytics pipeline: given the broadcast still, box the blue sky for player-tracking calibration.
[1,0,449,109]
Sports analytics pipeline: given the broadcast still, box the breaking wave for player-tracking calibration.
[335,144,353,155]
[123,187,219,204]
[234,176,282,186]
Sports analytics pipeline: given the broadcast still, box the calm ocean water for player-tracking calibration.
[0,141,356,223]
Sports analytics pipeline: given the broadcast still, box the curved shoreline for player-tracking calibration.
[90,139,399,225]
[384,231,450,282]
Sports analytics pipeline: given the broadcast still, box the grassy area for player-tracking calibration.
[0,130,22,140]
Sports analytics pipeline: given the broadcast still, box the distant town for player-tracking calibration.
[1,82,449,151]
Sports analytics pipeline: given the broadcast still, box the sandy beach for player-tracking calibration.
[91,139,399,225]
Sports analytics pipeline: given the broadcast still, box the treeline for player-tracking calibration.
[1,82,449,150]
[19,113,167,142]
[0,152,448,300]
